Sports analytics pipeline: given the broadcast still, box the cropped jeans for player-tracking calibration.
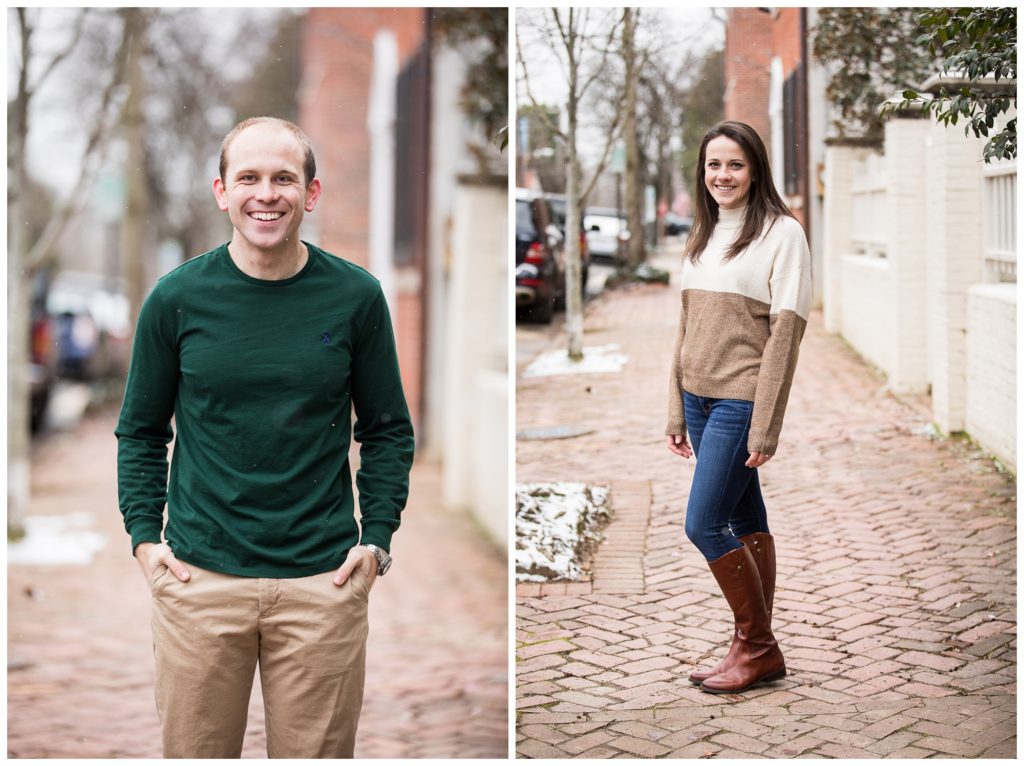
[683,391,770,562]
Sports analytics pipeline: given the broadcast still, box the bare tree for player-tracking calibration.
[517,7,626,360]
[635,57,683,242]
[8,9,132,539]
[621,8,645,268]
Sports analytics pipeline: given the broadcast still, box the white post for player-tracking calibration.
[883,116,930,393]
[925,122,985,433]
[367,30,398,314]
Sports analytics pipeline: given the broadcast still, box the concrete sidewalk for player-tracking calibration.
[515,244,1015,758]
[8,406,507,758]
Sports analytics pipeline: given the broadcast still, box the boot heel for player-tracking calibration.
[762,665,786,683]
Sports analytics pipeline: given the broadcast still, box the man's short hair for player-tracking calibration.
[219,117,317,188]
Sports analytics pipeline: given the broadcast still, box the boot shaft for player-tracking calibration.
[707,544,774,647]
[738,531,775,616]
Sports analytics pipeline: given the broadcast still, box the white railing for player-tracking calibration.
[850,152,887,257]
[982,159,1017,283]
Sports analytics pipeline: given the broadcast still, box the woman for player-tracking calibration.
[666,121,811,694]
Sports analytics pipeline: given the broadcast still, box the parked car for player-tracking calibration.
[46,271,131,380]
[664,212,693,237]
[583,207,630,264]
[516,188,566,323]
[29,284,57,432]
[544,192,589,303]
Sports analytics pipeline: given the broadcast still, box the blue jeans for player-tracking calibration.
[684,392,769,562]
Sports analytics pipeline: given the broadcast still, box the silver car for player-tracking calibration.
[583,207,629,263]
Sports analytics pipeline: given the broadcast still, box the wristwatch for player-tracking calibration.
[360,544,392,576]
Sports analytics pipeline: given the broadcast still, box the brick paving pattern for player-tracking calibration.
[9,405,507,758]
[516,244,1016,758]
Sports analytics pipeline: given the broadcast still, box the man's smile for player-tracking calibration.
[248,211,285,221]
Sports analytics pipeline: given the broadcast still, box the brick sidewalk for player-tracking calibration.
[8,406,507,758]
[516,245,1016,758]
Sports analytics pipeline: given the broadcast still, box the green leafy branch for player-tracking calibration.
[881,7,1016,162]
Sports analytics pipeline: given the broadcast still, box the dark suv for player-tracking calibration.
[545,193,589,304]
[515,189,565,323]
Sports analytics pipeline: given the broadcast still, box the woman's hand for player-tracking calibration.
[666,433,692,459]
[745,451,772,468]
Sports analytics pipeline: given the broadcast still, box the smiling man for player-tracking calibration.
[115,117,414,758]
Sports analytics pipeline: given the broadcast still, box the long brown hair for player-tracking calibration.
[686,121,794,264]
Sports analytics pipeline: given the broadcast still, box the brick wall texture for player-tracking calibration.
[300,8,428,430]
[724,8,772,149]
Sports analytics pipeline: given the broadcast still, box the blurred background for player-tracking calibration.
[8,7,508,757]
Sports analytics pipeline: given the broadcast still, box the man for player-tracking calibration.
[116,116,414,758]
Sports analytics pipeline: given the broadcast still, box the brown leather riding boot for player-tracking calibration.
[741,531,776,619]
[687,532,776,686]
[699,545,785,694]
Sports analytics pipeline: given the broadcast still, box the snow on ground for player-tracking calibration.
[8,512,107,565]
[516,482,611,582]
[521,344,628,378]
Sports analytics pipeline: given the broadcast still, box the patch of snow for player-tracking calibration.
[522,344,628,378]
[8,512,107,565]
[516,482,611,581]
[913,422,943,440]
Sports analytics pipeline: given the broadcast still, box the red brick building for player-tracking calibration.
[723,8,809,229]
[299,8,431,431]
[723,8,772,151]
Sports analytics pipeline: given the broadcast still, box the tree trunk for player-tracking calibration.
[121,8,149,329]
[8,11,34,540]
[564,9,584,361]
[622,8,644,268]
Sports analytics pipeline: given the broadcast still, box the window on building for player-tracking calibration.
[393,41,430,267]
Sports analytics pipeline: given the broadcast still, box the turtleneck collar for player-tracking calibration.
[715,204,747,231]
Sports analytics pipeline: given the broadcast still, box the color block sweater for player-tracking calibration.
[115,242,415,577]
[666,205,812,455]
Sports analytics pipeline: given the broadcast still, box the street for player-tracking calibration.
[8,404,508,758]
[515,242,1016,758]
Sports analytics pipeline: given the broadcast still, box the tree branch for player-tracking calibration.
[580,99,626,203]
[25,14,132,272]
[516,30,566,141]
[577,10,624,102]
[32,8,90,92]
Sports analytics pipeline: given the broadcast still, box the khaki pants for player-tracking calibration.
[149,561,370,758]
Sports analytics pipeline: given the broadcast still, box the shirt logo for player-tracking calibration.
[321,332,331,345]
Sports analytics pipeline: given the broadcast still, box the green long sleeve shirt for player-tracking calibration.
[115,242,414,577]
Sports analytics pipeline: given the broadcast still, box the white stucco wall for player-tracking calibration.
[839,254,893,375]
[965,284,1016,468]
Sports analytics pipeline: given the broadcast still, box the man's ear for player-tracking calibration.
[212,177,229,211]
[304,178,322,213]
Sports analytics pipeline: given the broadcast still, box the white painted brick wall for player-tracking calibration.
[885,118,929,393]
[823,146,873,333]
[965,284,1016,467]
[840,255,893,374]
[925,122,984,432]
[442,182,508,546]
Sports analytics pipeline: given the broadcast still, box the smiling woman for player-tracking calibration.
[666,120,812,694]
